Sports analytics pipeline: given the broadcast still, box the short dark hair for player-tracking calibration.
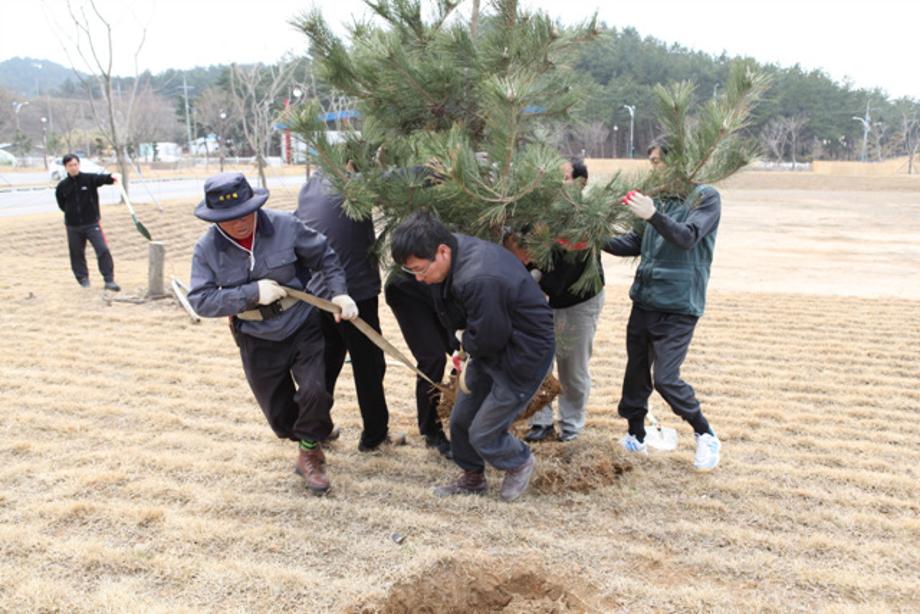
[390,211,454,264]
[62,153,80,165]
[647,138,670,158]
[569,158,588,181]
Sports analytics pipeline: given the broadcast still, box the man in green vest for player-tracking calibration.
[603,141,722,471]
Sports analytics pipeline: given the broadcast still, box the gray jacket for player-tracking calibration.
[188,208,348,341]
[295,172,381,302]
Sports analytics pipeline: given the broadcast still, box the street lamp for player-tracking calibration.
[40,117,48,170]
[623,104,636,159]
[612,124,619,158]
[218,110,227,172]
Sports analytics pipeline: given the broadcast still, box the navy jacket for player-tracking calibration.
[295,172,381,302]
[188,208,348,342]
[434,234,555,391]
[55,172,115,226]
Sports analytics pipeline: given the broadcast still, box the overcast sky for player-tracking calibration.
[1,0,916,99]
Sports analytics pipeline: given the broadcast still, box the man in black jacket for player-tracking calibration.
[295,170,405,452]
[54,153,120,291]
[391,212,555,502]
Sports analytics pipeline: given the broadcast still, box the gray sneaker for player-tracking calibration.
[104,281,121,292]
[500,454,536,502]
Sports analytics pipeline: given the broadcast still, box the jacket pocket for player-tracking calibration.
[647,267,692,313]
[265,249,298,284]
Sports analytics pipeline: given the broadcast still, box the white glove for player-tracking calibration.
[256,279,287,305]
[332,294,358,322]
[530,268,543,282]
[623,191,656,220]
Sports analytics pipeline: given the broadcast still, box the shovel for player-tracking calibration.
[644,409,678,451]
[115,178,153,241]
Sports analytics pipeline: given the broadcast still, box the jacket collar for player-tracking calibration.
[438,233,461,298]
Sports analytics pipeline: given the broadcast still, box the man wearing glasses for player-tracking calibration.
[390,211,555,502]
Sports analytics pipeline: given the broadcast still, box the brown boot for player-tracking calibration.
[500,453,536,502]
[433,469,487,497]
[294,446,330,494]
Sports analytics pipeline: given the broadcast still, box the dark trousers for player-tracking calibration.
[384,281,451,438]
[618,304,703,425]
[320,296,389,447]
[450,351,552,473]
[235,309,334,442]
[66,222,114,283]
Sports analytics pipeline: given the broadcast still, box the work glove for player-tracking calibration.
[450,349,471,394]
[332,294,359,322]
[621,190,656,220]
[256,279,287,305]
[530,268,543,283]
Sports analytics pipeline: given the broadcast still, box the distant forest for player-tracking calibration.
[1,25,917,165]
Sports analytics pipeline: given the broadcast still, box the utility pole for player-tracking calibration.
[852,100,871,162]
[40,117,48,170]
[623,104,636,159]
[181,74,194,156]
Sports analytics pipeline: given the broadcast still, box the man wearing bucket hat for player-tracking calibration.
[188,172,359,494]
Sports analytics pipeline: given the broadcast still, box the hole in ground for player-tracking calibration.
[350,557,613,613]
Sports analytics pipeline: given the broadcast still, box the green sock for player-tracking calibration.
[299,439,317,451]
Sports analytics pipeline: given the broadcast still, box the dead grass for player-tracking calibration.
[1,174,919,611]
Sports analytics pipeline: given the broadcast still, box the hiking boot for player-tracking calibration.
[78,278,90,288]
[558,428,580,443]
[433,469,487,497]
[358,431,408,452]
[424,431,452,459]
[104,281,121,292]
[620,433,648,455]
[694,432,721,471]
[524,423,555,443]
[500,454,536,502]
[294,447,330,494]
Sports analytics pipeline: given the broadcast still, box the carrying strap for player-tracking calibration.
[282,286,448,391]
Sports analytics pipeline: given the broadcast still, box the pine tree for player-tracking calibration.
[289,0,770,293]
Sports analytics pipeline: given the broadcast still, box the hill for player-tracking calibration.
[0,57,80,97]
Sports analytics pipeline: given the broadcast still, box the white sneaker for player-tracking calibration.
[619,434,648,455]
[694,432,721,471]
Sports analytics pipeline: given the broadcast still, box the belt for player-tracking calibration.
[236,296,299,321]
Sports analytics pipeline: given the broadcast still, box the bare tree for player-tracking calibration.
[783,114,808,166]
[0,88,15,138]
[47,98,91,154]
[194,86,229,169]
[761,117,789,163]
[130,85,183,154]
[871,120,890,162]
[227,61,297,187]
[573,120,609,158]
[61,0,148,194]
[897,106,920,174]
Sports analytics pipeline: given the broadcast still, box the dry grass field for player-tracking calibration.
[1,172,919,612]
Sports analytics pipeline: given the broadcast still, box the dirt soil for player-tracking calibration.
[0,172,918,611]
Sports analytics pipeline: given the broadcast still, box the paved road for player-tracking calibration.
[0,174,306,218]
